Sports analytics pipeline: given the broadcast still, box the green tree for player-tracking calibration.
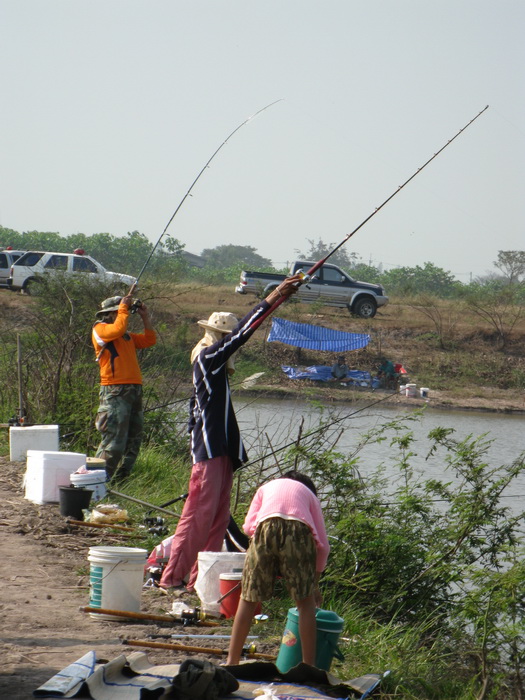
[67,231,153,275]
[295,237,358,270]
[200,244,272,269]
[409,294,461,349]
[0,226,24,248]
[464,283,525,350]
[0,227,187,281]
[383,262,461,297]
[494,250,525,285]
[0,228,66,252]
[347,262,383,283]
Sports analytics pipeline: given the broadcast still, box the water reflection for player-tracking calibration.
[235,396,525,517]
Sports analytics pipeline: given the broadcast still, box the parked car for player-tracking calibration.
[0,249,26,287]
[235,260,388,318]
[7,250,137,293]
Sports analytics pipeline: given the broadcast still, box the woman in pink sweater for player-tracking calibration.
[226,471,330,666]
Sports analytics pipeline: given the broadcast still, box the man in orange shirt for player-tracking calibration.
[92,294,156,480]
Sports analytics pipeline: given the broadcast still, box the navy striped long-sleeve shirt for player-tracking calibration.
[188,300,270,471]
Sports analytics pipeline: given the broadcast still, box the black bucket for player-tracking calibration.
[59,486,92,520]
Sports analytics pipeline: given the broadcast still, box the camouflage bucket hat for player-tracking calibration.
[96,296,123,317]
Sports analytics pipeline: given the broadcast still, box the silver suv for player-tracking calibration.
[0,249,26,287]
[8,250,137,293]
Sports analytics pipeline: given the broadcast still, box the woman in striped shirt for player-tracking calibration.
[159,274,302,591]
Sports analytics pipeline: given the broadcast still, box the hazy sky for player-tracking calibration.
[1,1,524,281]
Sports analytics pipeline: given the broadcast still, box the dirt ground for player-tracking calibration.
[0,456,276,700]
[1,289,524,698]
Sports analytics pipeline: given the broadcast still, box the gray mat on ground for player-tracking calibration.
[33,651,388,699]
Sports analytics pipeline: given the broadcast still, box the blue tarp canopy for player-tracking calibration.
[268,317,370,352]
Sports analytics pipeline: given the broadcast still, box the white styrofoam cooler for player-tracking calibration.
[24,450,86,504]
[9,425,60,461]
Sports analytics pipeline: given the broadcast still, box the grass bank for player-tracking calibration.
[104,426,525,699]
[2,272,525,697]
[161,283,525,413]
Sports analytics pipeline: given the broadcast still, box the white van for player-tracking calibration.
[0,249,26,287]
[8,250,137,293]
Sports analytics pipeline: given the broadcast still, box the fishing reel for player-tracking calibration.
[295,269,317,289]
[8,413,27,426]
[143,515,169,537]
[175,606,209,626]
[149,525,169,536]
[130,299,143,314]
[143,565,163,587]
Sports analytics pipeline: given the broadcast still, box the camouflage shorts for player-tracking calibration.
[241,518,316,602]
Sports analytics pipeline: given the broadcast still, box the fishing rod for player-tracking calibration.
[236,388,400,474]
[132,100,282,290]
[249,105,490,331]
[109,391,399,519]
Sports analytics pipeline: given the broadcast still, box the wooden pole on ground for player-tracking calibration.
[66,518,135,532]
[126,638,276,661]
[80,606,220,627]
[107,489,180,518]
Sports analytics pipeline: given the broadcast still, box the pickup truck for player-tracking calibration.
[7,250,137,293]
[235,260,388,318]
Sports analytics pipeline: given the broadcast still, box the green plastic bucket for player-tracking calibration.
[276,607,345,672]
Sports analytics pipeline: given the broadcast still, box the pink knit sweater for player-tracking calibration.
[242,478,330,571]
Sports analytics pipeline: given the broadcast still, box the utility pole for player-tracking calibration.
[16,334,26,425]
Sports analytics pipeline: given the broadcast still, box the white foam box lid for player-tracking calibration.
[24,451,87,505]
[9,424,59,461]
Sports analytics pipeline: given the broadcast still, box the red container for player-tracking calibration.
[219,573,261,618]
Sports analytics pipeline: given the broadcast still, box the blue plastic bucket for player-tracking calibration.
[276,607,345,672]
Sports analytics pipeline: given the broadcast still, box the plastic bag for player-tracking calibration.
[253,684,279,698]
[89,503,128,523]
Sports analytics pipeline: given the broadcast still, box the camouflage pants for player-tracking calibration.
[95,384,144,478]
[241,518,316,602]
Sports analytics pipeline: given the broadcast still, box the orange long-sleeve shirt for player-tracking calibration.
[92,304,156,385]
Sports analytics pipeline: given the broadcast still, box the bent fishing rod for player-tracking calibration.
[249,104,490,331]
[131,99,282,292]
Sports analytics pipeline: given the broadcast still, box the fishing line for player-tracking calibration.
[146,386,525,522]
[249,105,490,331]
[235,389,401,473]
[143,107,490,430]
[133,100,283,288]
[143,391,403,513]
[143,375,276,413]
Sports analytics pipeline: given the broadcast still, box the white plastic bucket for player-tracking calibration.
[88,546,147,620]
[405,383,417,398]
[399,384,406,394]
[420,387,430,398]
[70,470,107,502]
[195,551,246,616]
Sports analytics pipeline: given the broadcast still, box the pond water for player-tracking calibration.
[235,395,525,519]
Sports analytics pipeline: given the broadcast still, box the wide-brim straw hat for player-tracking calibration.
[96,296,123,317]
[197,311,238,334]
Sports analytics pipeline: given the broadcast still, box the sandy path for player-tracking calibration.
[0,458,243,699]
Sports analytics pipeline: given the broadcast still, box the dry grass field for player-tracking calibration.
[2,282,525,413]
[151,282,525,410]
